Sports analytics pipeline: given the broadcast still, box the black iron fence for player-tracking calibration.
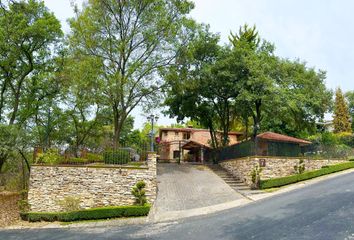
[33,141,150,166]
[205,139,354,162]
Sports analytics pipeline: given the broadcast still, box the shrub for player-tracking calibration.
[131,181,147,205]
[86,153,104,162]
[250,164,263,189]
[61,157,88,165]
[18,199,30,213]
[36,149,61,165]
[260,161,354,189]
[57,196,81,212]
[21,205,151,222]
[294,159,305,174]
[104,150,130,164]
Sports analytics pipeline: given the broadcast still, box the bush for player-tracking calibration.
[66,157,89,164]
[260,161,354,189]
[21,205,151,222]
[104,150,130,164]
[131,181,147,205]
[36,149,61,165]
[86,153,104,162]
[57,196,81,212]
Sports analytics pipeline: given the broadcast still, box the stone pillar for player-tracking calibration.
[200,147,204,163]
[147,152,157,203]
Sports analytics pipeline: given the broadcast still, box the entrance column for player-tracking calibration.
[200,147,204,163]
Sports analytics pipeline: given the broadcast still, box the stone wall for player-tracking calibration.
[28,153,157,212]
[219,157,348,186]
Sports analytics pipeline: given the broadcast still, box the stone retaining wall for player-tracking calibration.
[28,153,157,212]
[219,157,348,186]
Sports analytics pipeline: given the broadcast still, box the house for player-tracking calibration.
[158,127,243,163]
[255,132,312,157]
[215,131,312,161]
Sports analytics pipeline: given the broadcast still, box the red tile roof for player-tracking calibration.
[256,132,311,145]
[182,140,211,149]
[159,127,243,135]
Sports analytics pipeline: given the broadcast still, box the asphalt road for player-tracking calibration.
[2,172,354,240]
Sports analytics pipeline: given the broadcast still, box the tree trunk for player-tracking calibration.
[252,99,262,139]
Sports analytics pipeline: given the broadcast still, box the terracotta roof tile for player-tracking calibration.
[256,132,311,145]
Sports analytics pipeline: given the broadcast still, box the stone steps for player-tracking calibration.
[208,165,252,194]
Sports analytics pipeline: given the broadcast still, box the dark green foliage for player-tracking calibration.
[21,205,150,222]
[103,150,130,164]
[294,159,305,174]
[131,181,147,206]
[333,88,351,133]
[260,161,354,189]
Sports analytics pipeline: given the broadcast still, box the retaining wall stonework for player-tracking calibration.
[219,157,348,186]
[28,154,157,212]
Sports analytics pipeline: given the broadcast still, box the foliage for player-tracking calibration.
[21,205,151,222]
[0,125,19,171]
[0,0,63,125]
[35,149,61,165]
[294,159,305,174]
[103,150,130,165]
[164,24,332,144]
[345,91,354,132]
[62,157,88,165]
[131,181,147,206]
[250,164,262,189]
[333,88,351,133]
[18,200,30,213]
[67,0,195,145]
[57,196,81,212]
[260,161,354,189]
[86,153,104,162]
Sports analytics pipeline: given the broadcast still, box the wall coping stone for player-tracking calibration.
[219,156,348,163]
[31,164,149,170]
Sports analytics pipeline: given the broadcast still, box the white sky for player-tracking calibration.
[43,0,354,129]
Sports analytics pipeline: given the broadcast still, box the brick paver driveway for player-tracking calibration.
[154,163,243,213]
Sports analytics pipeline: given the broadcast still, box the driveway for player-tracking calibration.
[153,163,243,213]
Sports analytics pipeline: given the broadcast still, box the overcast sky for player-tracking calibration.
[43,0,354,129]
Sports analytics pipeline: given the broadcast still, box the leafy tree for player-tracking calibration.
[262,59,332,137]
[68,0,195,145]
[230,25,278,138]
[333,88,351,133]
[0,0,62,125]
[345,91,354,132]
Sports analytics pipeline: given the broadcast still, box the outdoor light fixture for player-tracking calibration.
[147,114,159,152]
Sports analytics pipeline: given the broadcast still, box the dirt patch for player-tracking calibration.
[0,192,20,227]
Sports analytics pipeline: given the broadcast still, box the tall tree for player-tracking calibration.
[230,25,278,138]
[0,0,62,125]
[68,0,194,145]
[333,88,351,133]
[345,91,354,132]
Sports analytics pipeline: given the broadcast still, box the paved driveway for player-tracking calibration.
[153,163,243,213]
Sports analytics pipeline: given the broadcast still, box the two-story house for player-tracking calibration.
[158,127,243,163]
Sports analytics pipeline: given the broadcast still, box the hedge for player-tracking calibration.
[104,150,130,164]
[21,205,150,222]
[260,161,354,189]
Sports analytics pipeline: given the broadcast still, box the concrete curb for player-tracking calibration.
[149,198,252,223]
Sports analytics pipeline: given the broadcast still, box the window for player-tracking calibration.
[163,131,168,137]
[173,151,180,159]
[175,131,179,136]
[183,132,191,140]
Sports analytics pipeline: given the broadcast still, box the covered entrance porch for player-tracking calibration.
[182,140,210,163]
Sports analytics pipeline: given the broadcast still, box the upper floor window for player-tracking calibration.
[183,132,191,140]
[175,131,179,136]
[163,131,168,137]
